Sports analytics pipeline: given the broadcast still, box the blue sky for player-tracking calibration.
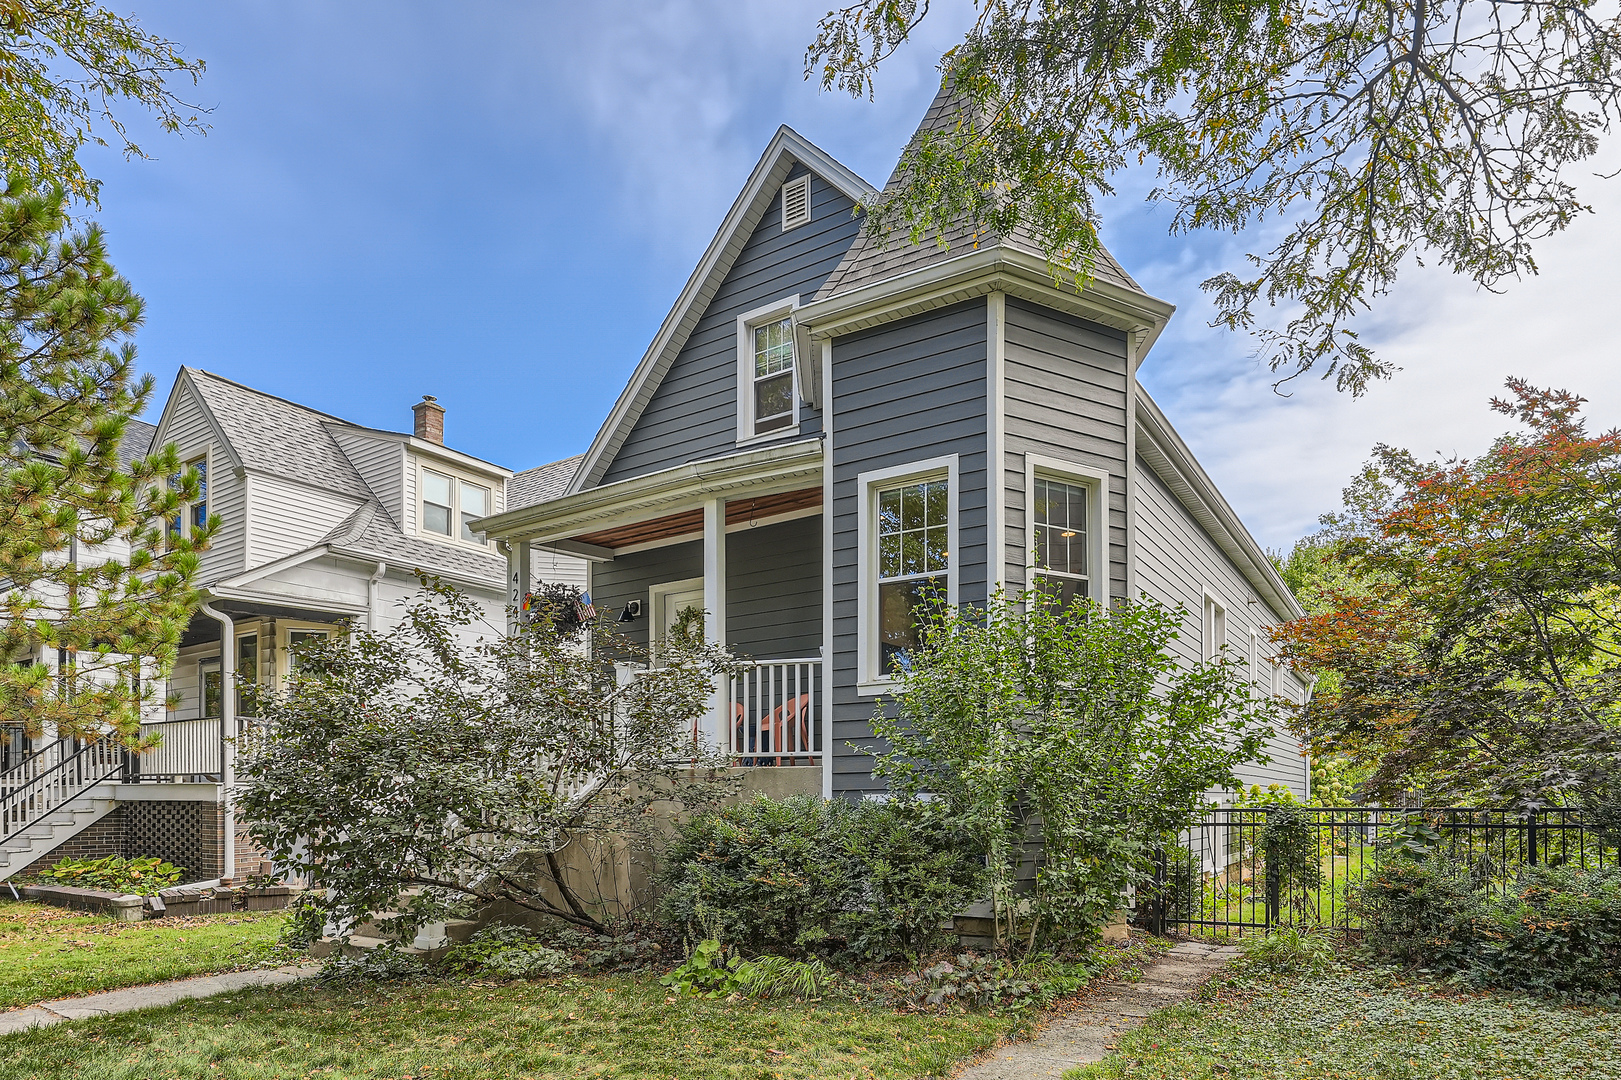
[86,1,1621,551]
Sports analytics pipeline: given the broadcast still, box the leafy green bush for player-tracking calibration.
[1350,855,1481,969]
[1261,803,1324,921]
[1237,926,1336,975]
[659,938,750,998]
[659,794,982,962]
[1353,860,1621,997]
[899,952,1038,1010]
[35,855,184,895]
[443,926,571,979]
[316,947,430,984]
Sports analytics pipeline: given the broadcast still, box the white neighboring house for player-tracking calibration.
[0,368,585,883]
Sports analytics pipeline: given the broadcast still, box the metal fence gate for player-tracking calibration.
[1146,807,1618,937]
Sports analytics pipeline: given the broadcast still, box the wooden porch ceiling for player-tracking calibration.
[571,486,822,550]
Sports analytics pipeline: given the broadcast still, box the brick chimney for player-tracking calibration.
[412,395,445,444]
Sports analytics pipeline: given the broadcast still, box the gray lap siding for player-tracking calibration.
[1001,298,1130,600]
[602,168,860,484]
[1133,459,1310,794]
[830,299,990,797]
[582,517,821,661]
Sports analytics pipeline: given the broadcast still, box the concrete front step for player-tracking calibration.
[309,917,480,962]
[0,796,118,880]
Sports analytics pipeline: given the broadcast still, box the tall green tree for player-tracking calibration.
[1272,379,1621,807]
[807,1,1621,394]
[0,181,208,745]
[0,0,206,202]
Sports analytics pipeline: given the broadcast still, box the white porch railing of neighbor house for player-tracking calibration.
[136,718,223,779]
[724,658,822,765]
[1,736,125,848]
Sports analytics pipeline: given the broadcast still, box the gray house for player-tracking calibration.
[475,90,1312,802]
[1,370,585,882]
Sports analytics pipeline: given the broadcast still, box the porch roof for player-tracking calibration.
[471,437,823,553]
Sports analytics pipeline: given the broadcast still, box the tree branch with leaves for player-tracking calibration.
[808,0,1621,393]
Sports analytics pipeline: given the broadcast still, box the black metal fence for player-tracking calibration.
[1146,806,1618,937]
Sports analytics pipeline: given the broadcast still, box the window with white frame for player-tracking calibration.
[859,456,958,688]
[1032,476,1091,608]
[168,454,209,542]
[285,627,332,678]
[736,297,800,441]
[421,466,492,543]
[1203,594,1228,662]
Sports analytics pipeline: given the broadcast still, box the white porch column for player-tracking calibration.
[702,496,727,749]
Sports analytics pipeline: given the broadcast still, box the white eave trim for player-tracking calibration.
[571,127,874,494]
[1132,387,1304,622]
[795,245,1176,364]
[475,437,824,545]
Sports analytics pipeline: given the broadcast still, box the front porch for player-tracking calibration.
[485,439,828,781]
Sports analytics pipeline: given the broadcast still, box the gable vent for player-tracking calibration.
[780,174,812,231]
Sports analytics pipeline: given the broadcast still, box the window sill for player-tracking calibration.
[735,425,801,449]
[856,679,900,698]
[416,531,497,553]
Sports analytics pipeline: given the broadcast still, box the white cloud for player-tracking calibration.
[1131,155,1621,552]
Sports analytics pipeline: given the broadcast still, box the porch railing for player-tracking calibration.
[1,737,125,848]
[724,658,821,765]
[135,717,223,780]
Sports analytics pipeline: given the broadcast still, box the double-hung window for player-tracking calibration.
[1025,457,1106,611]
[1203,593,1228,662]
[1032,476,1090,608]
[859,455,958,690]
[168,454,209,542]
[736,297,800,442]
[421,467,492,544]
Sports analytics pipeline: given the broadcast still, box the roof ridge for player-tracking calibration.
[184,367,363,430]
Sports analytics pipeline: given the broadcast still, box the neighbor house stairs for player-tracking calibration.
[1,738,125,882]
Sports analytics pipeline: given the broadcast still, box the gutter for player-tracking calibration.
[367,561,388,631]
[197,600,236,882]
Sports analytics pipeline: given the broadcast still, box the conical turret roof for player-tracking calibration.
[814,82,1144,301]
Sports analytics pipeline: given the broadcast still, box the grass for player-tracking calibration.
[1067,965,1621,1080]
[0,973,1015,1079]
[0,900,292,1009]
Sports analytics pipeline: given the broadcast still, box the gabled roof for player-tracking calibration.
[180,369,374,500]
[510,454,584,510]
[814,83,1145,303]
[570,127,876,494]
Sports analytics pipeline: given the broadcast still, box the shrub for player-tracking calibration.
[1237,926,1336,975]
[35,855,184,895]
[316,947,430,984]
[659,794,982,962]
[1261,803,1324,922]
[1352,859,1621,997]
[1351,855,1482,969]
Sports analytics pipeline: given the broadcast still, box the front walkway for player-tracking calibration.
[956,941,1239,1079]
[0,963,318,1035]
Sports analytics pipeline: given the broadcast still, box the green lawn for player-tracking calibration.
[0,974,1014,1079]
[1069,966,1621,1080]
[0,900,292,1009]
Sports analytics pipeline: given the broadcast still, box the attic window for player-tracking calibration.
[780,175,811,231]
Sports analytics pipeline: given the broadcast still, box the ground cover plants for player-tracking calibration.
[1068,964,1621,1080]
[28,854,185,894]
[0,900,290,1008]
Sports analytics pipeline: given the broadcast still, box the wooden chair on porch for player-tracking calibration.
[733,693,813,767]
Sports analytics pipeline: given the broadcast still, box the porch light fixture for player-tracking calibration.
[617,600,643,623]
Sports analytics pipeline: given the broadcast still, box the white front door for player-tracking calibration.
[653,584,705,662]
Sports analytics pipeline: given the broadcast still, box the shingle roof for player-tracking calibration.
[316,501,505,585]
[509,454,584,510]
[184,369,374,500]
[814,83,1143,302]
[117,419,157,468]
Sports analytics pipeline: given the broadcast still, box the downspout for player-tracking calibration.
[198,600,236,881]
[367,562,388,632]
